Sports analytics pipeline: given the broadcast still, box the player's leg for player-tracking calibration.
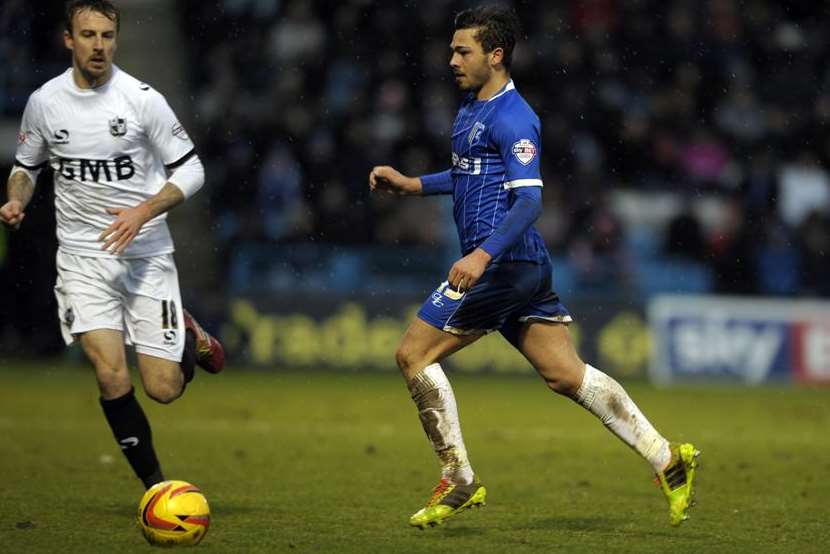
[136,354,186,404]
[55,251,166,489]
[182,308,224,374]
[403,267,538,528]
[396,317,486,528]
[509,321,671,467]
[79,329,165,489]
[125,256,222,401]
[397,317,481,483]
[508,320,699,525]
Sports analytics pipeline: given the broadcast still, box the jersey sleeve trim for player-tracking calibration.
[504,178,543,189]
[165,148,196,170]
[14,158,48,171]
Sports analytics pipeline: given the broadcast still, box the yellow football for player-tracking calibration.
[137,480,210,546]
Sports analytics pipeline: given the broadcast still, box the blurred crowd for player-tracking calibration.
[3,1,830,299]
[177,0,830,297]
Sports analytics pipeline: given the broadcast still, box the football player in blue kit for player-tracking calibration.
[369,5,698,529]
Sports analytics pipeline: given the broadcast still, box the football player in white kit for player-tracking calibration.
[0,0,225,489]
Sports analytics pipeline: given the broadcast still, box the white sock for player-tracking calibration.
[575,364,671,472]
[408,363,475,485]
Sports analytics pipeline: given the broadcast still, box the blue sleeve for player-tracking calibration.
[479,186,542,260]
[419,169,453,195]
[492,110,543,190]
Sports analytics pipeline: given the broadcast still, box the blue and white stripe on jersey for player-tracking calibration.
[448,80,549,264]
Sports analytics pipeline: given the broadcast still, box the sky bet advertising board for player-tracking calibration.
[648,295,830,385]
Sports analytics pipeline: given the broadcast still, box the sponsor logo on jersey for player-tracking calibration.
[54,129,70,144]
[467,121,486,145]
[139,82,150,91]
[17,131,27,145]
[512,139,537,165]
[172,122,189,141]
[57,155,135,182]
[109,117,127,137]
[163,329,177,346]
[452,152,482,175]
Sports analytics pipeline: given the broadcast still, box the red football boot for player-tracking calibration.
[182,309,225,374]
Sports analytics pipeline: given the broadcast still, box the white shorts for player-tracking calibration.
[54,249,185,362]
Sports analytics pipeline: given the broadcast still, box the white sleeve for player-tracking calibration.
[167,154,204,199]
[142,89,196,167]
[14,92,49,174]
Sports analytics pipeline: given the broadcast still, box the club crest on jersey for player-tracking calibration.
[17,131,27,145]
[512,139,537,165]
[467,121,486,145]
[109,117,127,137]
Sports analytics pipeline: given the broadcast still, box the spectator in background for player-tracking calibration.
[742,150,778,220]
[258,142,312,242]
[709,196,758,294]
[778,150,830,229]
[568,193,632,293]
[679,127,732,187]
[71,0,830,299]
[663,205,706,263]
[797,213,830,296]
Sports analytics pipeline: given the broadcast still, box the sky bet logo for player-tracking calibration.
[57,155,135,182]
[667,318,787,383]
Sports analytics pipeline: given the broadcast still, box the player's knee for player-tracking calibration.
[395,343,423,375]
[144,381,182,405]
[544,376,580,397]
[539,365,583,397]
[98,374,132,399]
[94,365,132,398]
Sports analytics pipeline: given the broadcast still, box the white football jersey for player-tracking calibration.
[14,66,195,258]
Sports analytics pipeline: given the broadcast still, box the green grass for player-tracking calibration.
[1,362,828,553]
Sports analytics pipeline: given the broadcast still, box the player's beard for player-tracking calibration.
[458,65,490,94]
[78,55,112,86]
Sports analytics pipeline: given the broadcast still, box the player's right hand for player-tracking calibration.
[0,200,25,229]
[369,166,422,195]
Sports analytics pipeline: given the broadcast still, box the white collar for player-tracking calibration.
[486,80,515,102]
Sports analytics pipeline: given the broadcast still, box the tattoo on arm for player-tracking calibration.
[7,170,35,207]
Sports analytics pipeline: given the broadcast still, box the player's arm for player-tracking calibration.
[100,153,204,254]
[1,168,37,228]
[101,88,204,254]
[447,189,542,291]
[369,166,454,196]
[2,93,48,229]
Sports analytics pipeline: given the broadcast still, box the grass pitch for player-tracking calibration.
[0,361,828,553]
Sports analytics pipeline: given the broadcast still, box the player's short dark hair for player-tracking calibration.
[454,5,522,70]
[65,0,120,34]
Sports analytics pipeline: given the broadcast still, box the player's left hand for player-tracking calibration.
[99,206,151,255]
[447,248,492,292]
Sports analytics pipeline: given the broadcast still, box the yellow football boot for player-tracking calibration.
[656,442,700,526]
[409,476,486,529]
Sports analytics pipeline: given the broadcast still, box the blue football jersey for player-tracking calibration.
[448,81,549,264]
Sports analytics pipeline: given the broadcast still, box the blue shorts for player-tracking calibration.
[417,260,572,343]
